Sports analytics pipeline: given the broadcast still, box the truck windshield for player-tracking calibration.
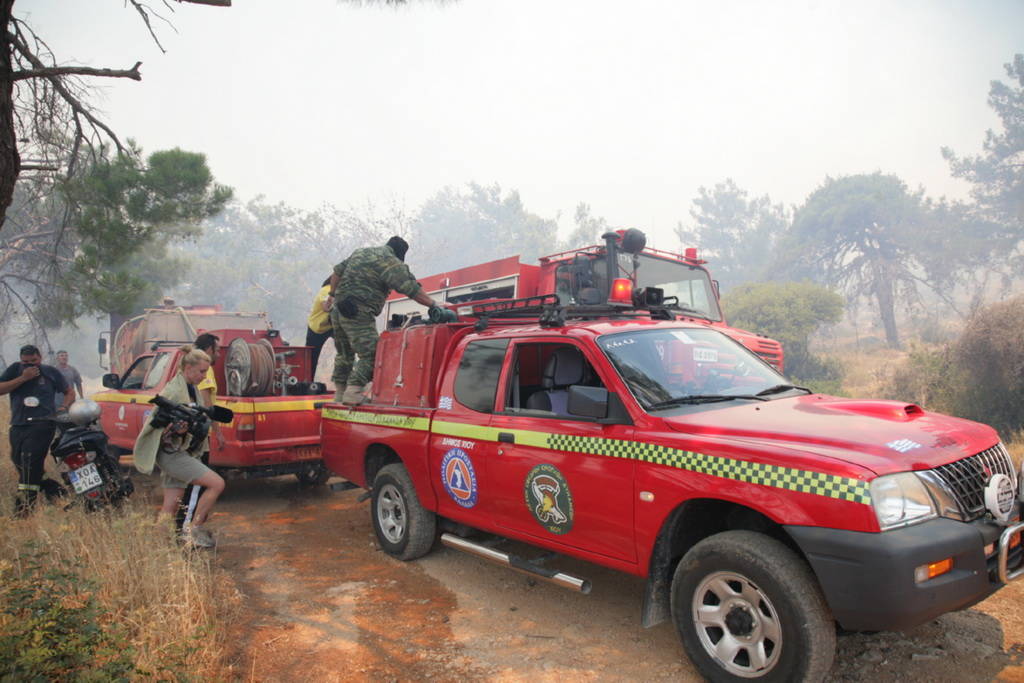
[557,253,723,321]
[597,328,795,411]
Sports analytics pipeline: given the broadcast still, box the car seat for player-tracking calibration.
[525,347,585,415]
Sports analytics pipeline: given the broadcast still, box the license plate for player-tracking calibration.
[69,463,103,494]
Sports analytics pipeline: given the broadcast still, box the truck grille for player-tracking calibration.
[931,443,1017,520]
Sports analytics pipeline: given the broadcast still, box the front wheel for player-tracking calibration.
[671,530,835,682]
[371,463,436,560]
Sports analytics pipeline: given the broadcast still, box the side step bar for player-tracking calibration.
[440,533,592,594]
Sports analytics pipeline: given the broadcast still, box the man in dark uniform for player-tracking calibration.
[330,236,438,405]
[0,344,73,514]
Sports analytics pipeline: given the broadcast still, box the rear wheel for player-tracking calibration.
[371,463,436,560]
[671,530,835,682]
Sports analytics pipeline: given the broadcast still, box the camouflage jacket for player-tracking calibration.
[333,245,422,317]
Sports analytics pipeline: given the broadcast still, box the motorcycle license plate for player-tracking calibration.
[69,463,103,494]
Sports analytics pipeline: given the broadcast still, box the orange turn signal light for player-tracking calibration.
[914,558,953,583]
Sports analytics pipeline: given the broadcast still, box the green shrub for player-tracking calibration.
[888,295,1024,434]
[0,546,138,681]
[723,281,844,382]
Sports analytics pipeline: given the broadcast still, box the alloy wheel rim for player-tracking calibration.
[376,483,406,544]
[691,570,782,678]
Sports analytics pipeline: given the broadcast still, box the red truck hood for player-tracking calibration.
[661,394,999,476]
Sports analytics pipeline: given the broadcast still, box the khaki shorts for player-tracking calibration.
[156,449,213,490]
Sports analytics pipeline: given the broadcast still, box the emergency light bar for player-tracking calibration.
[609,278,633,305]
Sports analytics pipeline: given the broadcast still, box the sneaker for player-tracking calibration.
[341,384,366,406]
[182,524,216,549]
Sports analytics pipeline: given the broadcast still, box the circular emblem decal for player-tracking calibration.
[118,405,126,421]
[524,463,574,535]
[441,448,477,508]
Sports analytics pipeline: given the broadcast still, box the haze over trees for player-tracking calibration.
[1,146,228,353]
[408,183,559,274]
[676,179,788,294]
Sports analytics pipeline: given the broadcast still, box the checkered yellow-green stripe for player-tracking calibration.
[324,409,870,505]
[545,433,870,504]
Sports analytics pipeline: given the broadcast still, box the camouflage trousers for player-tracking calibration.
[330,308,379,388]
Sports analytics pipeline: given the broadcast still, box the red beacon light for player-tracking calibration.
[609,278,634,305]
[684,247,698,259]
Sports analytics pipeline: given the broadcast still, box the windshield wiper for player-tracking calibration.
[755,383,811,397]
[648,394,769,409]
[664,304,711,321]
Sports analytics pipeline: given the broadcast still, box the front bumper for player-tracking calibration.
[786,518,1023,632]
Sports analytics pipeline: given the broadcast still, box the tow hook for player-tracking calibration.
[997,520,1024,583]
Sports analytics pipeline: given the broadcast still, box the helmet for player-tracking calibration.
[68,399,102,426]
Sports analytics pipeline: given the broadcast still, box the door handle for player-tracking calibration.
[498,432,515,444]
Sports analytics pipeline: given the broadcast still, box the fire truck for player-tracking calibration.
[321,229,1023,681]
[92,304,332,484]
[386,232,785,371]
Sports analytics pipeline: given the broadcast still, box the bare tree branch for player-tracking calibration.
[128,1,170,54]
[8,29,130,156]
[11,62,142,82]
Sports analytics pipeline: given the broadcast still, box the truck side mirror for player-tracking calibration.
[101,373,121,389]
[98,338,107,355]
[567,385,609,419]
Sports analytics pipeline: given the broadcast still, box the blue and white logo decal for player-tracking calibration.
[441,447,477,508]
[438,395,453,410]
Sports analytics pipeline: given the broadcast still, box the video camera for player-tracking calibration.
[148,395,234,446]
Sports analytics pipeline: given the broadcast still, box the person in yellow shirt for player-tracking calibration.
[305,277,334,381]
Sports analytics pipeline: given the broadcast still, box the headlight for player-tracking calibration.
[870,472,938,530]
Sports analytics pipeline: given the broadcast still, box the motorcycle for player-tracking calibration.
[31,399,134,510]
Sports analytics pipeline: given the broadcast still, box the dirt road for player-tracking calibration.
[209,476,1024,682]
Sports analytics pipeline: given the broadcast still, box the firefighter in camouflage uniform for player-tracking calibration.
[330,236,438,405]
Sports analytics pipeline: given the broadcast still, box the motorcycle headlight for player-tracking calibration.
[870,472,938,530]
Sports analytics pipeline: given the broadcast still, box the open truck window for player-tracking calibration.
[120,356,154,390]
[503,342,606,418]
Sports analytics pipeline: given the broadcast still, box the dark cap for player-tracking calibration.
[386,236,409,262]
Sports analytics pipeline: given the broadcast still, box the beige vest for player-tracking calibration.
[133,372,207,474]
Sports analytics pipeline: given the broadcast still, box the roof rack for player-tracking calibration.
[465,293,681,331]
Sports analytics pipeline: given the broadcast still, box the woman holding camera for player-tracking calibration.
[134,345,225,548]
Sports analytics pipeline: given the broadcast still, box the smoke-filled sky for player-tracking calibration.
[19,0,1024,249]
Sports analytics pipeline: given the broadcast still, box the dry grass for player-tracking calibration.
[0,402,237,679]
[831,347,910,399]
[1004,431,1024,469]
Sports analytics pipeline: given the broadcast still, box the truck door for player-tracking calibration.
[428,338,509,523]
[101,354,155,443]
[487,339,637,563]
[133,351,174,432]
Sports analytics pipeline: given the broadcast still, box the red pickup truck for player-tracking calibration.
[95,328,331,484]
[321,238,1023,681]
